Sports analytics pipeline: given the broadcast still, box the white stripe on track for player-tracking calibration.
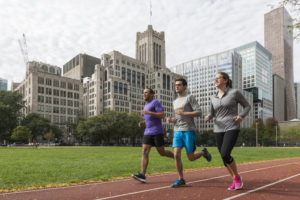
[223,173,300,200]
[96,161,300,200]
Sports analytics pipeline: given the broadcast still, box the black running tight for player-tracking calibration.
[215,129,239,166]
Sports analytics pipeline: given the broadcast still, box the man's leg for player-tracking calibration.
[132,144,151,183]
[154,134,174,158]
[184,131,209,161]
[174,147,183,179]
[141,144,152,173]
[186,151,204,161]
[156,146,174,158]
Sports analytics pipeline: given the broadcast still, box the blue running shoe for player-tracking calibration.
[171,179,186,188]
[202,148,212,162]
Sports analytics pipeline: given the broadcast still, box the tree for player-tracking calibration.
[0,91,24,142]
[44,130,55,144]
[237,128,256,146]
[263,117,278,145]
[125,112,144,146]
[21,113,51,141]
[11,126,32,143]
[277,0,300,39]
[49,125,63,142]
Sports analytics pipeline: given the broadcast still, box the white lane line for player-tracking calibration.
[223,173,300,200]
[96,161,300,200]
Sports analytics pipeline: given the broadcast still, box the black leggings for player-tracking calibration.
[215,130,239,166]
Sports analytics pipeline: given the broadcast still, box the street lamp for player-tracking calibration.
[256,121,258,147]
[276,124,278,147]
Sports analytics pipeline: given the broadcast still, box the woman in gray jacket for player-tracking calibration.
[205,72,251,191]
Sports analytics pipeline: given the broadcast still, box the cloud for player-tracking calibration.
[0,0,299,90]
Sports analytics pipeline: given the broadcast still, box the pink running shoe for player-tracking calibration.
[227,179,235,191]
[234,176,243,190]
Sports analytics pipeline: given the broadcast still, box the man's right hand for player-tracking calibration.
[138,121,145,127]
[167,117,176,124]
[205,115,211,122]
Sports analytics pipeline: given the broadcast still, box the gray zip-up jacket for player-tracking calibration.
[173,93,202,131]
[209,87,251,132]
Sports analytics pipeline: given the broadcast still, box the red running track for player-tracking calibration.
[1,157,300,200]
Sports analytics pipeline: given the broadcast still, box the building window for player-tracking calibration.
[124,84,128,95]
[53,80,59,87]
[68,83,73,90]
[38,87,44,94]
[60,82,66,88]
[46,79,52,86]
[46,88,52,95]
[122,67,126,80]
[114,81,118,93]
[67,92,73,98]
[37,104,44,112]
[68,100,73,107]
[60,91,66,97]
[119,83,123,94]
[38,77,44,84]
[74,84,79,91]
[38,95,44,103]
[53,89,59,96]
[127,69,131,82]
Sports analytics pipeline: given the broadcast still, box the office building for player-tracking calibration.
[170,50,253,131]
[0,77,8,91]
[235,41,273,120]
[12,61,83,125]
[265,7,296,120]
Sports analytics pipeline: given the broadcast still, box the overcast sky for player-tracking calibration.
[1,0,299,89]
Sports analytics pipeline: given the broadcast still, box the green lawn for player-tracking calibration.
[0,146,299,191]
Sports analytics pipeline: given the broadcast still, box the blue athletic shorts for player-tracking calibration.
[172,130,197,153]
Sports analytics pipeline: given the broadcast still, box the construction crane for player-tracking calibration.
[18,33,29,65]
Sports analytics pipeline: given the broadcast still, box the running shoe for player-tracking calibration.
[132,173,146,183]
[202,148,212,162]
[171,179,186,188]
[234,176,243,190]
[227,179,235,191]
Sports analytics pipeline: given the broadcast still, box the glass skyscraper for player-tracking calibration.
[170,50,253,131]
[0,78,8,91]
[235,41,273,120]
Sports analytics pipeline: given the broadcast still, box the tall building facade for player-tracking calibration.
[63,53,100,81]
[273,74,285,121]
[83,26,183,130]
[0,77,8,91]
[170,50,253,131]
[136,25,166,71]
[12,61,83,125]
[295,83,300,119]
[265,7,296,120]
[235,41,273,120]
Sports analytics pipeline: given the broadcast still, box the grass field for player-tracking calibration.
[0,146,300,191]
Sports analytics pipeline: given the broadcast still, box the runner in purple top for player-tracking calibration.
[132,88,174,183]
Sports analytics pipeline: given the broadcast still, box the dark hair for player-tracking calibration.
[218,72,232,88]
[175,78,187,86]
[145,88,155,94]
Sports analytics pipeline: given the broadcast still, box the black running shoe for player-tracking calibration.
[132,173,146,183]
[202,148,212,162]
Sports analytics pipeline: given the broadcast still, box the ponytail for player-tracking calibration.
[218,72,232,88]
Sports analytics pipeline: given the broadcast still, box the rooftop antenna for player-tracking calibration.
[150,0,152,25]
[18,33,29,65]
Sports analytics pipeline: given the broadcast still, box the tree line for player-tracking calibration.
[1,90,300,146]
[0,91,62,144]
